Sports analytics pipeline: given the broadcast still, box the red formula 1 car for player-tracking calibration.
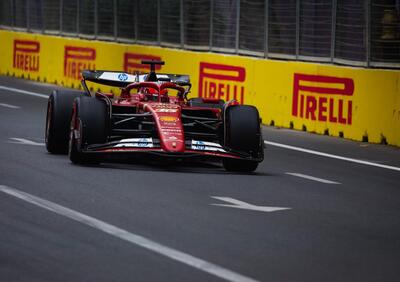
[45,61,263,172]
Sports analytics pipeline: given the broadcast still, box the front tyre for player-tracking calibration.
[45,89,85,154]
[69,97,108,165]
[223,105,262,172]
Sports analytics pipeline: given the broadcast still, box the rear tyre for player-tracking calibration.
[223,105,262,172]
[45,89,86,154]
[69,97,108,165]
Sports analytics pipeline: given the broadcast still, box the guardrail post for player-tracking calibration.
[366,0,371,67]
[209,0,213,50]
[94,0,98,38]
[235,0,240,53]
[180,0,184,48]
[60,0,63,34]
[40,0,44,33]
[295,0,300,59]
[10,0,14,28]
[330,0,337,62]
[77,0,80,35]
[26,0,30,31]
[134,0,138,42]
[264,0,269,58]
[157,0,161,44]
[113,0,117,40]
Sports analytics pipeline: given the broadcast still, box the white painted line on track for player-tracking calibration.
[3,82,398,174]
[0,185,260,282]
[0,85,48,99]
[265,140,400,172]
[0,103,20,109]
[211,196,291,212]
[285,173,340,184]
[9,138,45,146]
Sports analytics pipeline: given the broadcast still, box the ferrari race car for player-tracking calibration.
[45,61,264,172]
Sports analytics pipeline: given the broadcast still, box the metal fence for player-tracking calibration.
[1,0,399,68]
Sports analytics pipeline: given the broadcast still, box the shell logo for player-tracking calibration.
[159,116,178,122]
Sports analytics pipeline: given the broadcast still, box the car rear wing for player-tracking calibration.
[81,70,190,88]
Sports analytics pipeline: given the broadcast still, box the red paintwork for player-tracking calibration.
[96,147,241,159]
[92,81,223,154]
[141,102,184,152]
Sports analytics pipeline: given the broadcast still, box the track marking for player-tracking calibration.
[211,196,291,212]
[0,185,260,282]
[9,138,44,146]
[285,173,340,184]
[0,85,48,99]
[265,140,400,172]
[0,103,20,109]
[3,82,398,173]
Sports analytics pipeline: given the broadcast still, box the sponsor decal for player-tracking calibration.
[152,104,179,108]
[198,62,246,104]
[115,138,153,148]
[124,53,162,73]
[155,109,178,113]
[99,72,135,82]
[64,46,96,80]
[162,122,178,126]
[161,128,181,133]
[13,40,40,72]
[191,140,227,152]
[159,116,178,122]
[192,140,206,150]
[118,73,128,81]
[292,74,354,125]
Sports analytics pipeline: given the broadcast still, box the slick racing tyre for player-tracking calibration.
[69,96,108,165]
[45,89,86,154]
[223,105,262,173]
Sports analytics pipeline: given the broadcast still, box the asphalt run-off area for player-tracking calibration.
[1,76,400,282]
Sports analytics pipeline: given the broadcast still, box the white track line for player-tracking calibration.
[285,173,340,184]
[0,185,259,282]
[2,83,399,173]
[265,140,400,172]
[0,85,48,99]
[9,138,45,146]
[0,102,20,109]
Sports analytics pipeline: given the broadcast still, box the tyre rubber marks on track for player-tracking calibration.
[9,138,44,146]
[0,185,260,282]
[211,196,291,213]
[0,103,20,109]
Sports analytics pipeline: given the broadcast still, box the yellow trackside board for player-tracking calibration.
[1,30,399,146]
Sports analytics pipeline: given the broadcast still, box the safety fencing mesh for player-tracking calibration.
[0,0,399,67]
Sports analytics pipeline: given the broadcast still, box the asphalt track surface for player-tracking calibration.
[1,75,399,282]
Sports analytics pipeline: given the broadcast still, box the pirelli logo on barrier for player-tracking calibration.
[64,46,96,80]
[13,40,40,72]
[124,53,162,73]
[292,74,354,125]
[198,62,246,104]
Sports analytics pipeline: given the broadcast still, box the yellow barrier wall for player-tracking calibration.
[1,30,399,146]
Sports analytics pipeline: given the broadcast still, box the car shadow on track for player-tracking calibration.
[74,158,272,176]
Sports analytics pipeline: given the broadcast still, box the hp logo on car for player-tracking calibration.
[118,73,128,81]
